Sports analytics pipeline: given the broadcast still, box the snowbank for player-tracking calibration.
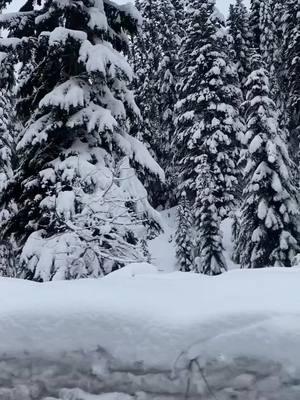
[1,266,300,398]
[1,266,300,366]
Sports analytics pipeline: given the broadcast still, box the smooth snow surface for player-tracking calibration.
[1,267,300,370]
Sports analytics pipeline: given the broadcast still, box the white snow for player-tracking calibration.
[56,190,75,220]
[148,207,177,271]
[79,40,133,80]
[39,79,88,111]
[67,102,117,133]
[87,7,108,31]
[1,267,300,371]
[46,27,87,46]
[123,133,165,182]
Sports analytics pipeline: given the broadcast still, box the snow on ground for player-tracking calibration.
[1,267,300,368]
[148,207,177,271]
[0,210,298,399]
[1,267,300,398]
[221,217,240,270]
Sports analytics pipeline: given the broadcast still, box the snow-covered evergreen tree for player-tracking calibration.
[193,155,227,275]
[238,54,300,269]
[156,0,180,206]
[259,0,275,70]
[174,0,244,219]
[282,0,300,141]
[0,53,14,206]
[0,52,17,276]
[172,0,185,38]
[0,0,164,280]
[175,191,193,272]
[131,0,160,147]
[131,0,179,207]
[231,212,241,264]
[268,2,286,115]
[227,0,251,86]
[249,0,261,51]
[249,0,276,70]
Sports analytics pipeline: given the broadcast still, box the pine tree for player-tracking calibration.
[174,0,244,219]
[131,0,161,147]
[140,237,151,263]
[231,211,241,264]
[156,0,179,206]
[227,0,251,86]
[0,53,17,276]
[0,0,164,280]
[131,0,179,207]
[249,0,261,51]
[282,0,300,143]
[171,0,186,46]
[175,191,193,272]
[249,0,276,71]
[238,54,300,269]
[259,0,276,70]
[193,155,227,275]
[0,54,14,205]
[268,1,287,118]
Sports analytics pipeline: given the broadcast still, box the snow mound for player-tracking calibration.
[0,267,300,371]
[105,262,162,278]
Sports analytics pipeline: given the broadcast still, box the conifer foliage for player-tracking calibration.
[175,192,193,272]
[193,155,227,275]
[0,53,14,210]
[259,0,275,69]
[238,55,300,269]
[227,0,251,85]
[249,0,261,51]
[174,0,244,274]
[0,0,298,279]
[0,0,163,280]
[131,0,180,207]
[282,0,300,137]
[0,53,17,276]
[175,0,244,219]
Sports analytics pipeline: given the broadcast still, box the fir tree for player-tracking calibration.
[131,0,160,147]
[238,54,300,269]
[249,0,261,51]
[156,0,179,206]
[193,155,227,275]
[0,0,164,280]
[131,0,179,207]
[171,0,186,44]
[0,53,17,276]
[282,0,300,143]
[231,211,241,264]
[268,1,287,119]
[249,0,276,70]
[175,191,193,272]
[227,0,251,86]
[140,237,151,263]
[174,0,244,219]
[0,54,14,204]
[259,0,275,70]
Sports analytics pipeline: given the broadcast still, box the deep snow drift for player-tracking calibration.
[1,266,300,399]
[1,266,300,367]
